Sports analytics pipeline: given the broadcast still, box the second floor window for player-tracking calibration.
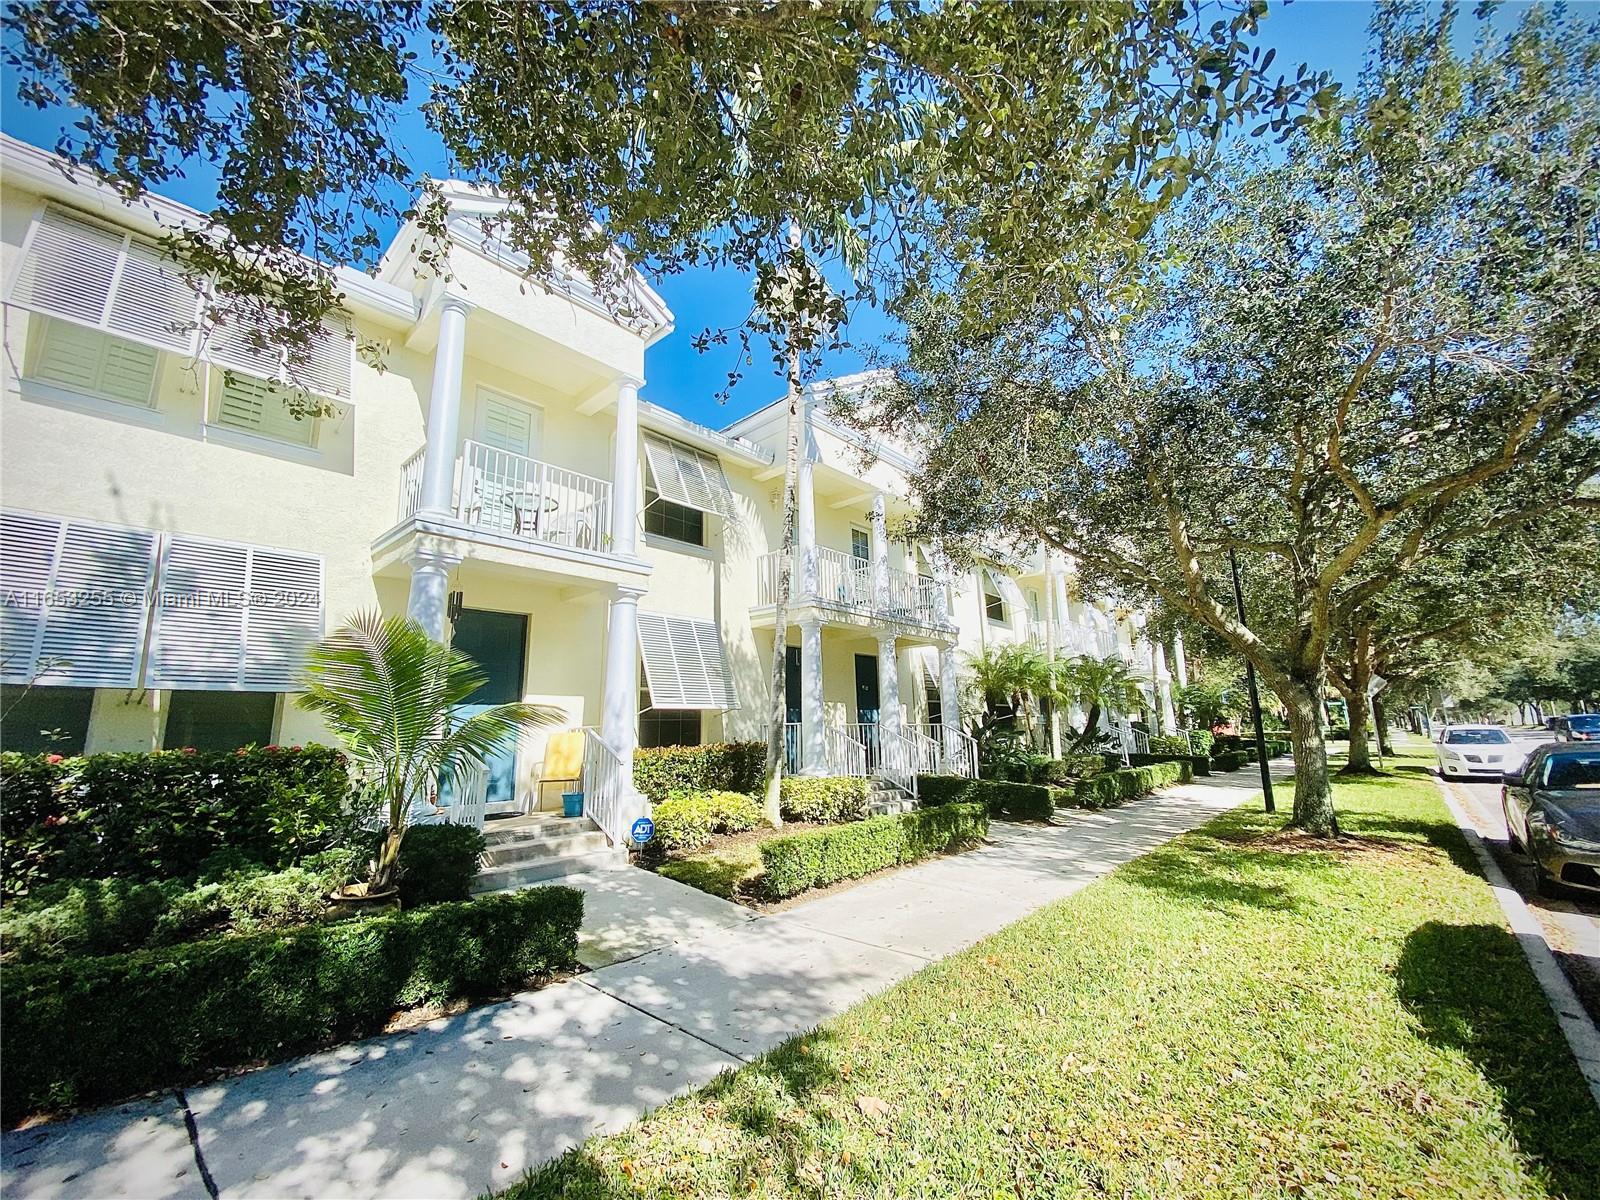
[27,318,159,409]
[983,570,1008,623]
[851,527,871,564]
[213,372,317,447]
[644,487,705,546]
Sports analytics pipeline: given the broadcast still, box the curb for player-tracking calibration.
[1434,778,1600,1109]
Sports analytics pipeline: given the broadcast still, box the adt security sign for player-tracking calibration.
[630,816,655,846]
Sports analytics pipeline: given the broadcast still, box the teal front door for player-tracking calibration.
[446,608,528,812]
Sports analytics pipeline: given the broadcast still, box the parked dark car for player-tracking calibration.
[1503,745,1600,897]
[1555,713,1600,742]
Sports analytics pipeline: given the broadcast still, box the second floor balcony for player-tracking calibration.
[398,440,613,556]
[755,545,953,635]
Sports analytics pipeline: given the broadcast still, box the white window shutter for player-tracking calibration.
[642,433,733,517]
[203,304,284,382]
[0,511,158,687]
[204,306,352,404]
[147,536,250,689]
[1,511,63,683]
[636,611,736,710]
[147,535,322,691]
[31,320,160,408]
[7,207,123,329]
[242,550,322,689]
[215,373,316,445]
[8,206,201,355]
[288,316,354,403]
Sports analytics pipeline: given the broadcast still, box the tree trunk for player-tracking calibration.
[1372,694,1394,755]
[1069,703,1103,752]
[1284,677,1338,835]
[1342,686,1375,774]
[759,334,803,828]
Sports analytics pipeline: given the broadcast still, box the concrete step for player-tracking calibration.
[470,847,628,894]
[483,812,589,844]
[480,826,612,867]
[868,798,917,816]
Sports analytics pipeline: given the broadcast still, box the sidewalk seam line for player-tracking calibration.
[173,1089,219,1200]
[573,975,755,1065]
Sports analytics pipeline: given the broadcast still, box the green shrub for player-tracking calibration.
[1060,760,1192,810]
[632,742,764,803]
[1,885,582,1122]
[392,824,487,906]
[1185,729,1215,757]
[760,803,987,899]
[0,746,356,898]
[652,790,768,853]
[218,868,328,933]
[1328,726,1351,742]
[779,776,868,824]
[917,776,1054,821]
[1146,734,1193,756]
[0,878,183,963]
[1125,751,1210,777]
[1212,749,1250,772]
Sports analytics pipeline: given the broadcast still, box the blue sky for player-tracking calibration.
[2,1,1382,428]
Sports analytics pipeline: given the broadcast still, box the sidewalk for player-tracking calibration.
[2,765,1289,1200]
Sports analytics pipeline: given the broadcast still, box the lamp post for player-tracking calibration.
[1228,545,1275,814]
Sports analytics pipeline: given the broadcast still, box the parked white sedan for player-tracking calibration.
[1436,724,1527,781]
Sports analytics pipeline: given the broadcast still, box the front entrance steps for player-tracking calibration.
[469,811,626,894]
[867,778,916,816]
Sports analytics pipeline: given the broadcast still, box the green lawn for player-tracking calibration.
[656,841,763,901]
[508,755,1600,1199]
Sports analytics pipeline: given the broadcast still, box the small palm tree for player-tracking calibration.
[965,643,1051,746]
[299,612,563,895]
[1060,653,1147,752]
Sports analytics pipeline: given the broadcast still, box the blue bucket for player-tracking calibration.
[562,791,584,818]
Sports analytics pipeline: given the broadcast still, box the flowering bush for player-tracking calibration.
[0,747,356,898]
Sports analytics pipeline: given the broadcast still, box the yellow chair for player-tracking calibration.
[536,729,585,812]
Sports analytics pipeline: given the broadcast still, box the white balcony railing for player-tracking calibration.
[756,546,950,630]
[397,441,613,555]
[783,721,869,777]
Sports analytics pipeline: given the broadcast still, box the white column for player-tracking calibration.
[797,456,817,598]
[610,376,643,556]
[600,585,645,814]
[417,294,472,521]
[404,543,461,642]
[939,641,961,764]
[1173,630,1190,689]
[877,632,901,770]
[799,617,826,774]
[869,492,890,609]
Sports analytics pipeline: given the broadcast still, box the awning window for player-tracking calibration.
[636,611,738,711]
[642,432,734,518]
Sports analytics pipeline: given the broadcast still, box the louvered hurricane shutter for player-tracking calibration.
[0,511,158,687]
[641,433,734,517]
[147,536,322,691]
[636,611,738,710]
[7,206,200,354]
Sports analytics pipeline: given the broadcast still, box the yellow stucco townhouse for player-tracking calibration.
[0,133,1178,879]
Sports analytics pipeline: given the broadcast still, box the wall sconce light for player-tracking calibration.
[447,590,464,624]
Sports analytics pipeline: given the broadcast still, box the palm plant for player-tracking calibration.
[964,643,1051,747]
[1174,673,1245,731]
[298,611,563,895]
[1059,653,1147,752]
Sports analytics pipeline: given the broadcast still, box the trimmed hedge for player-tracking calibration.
[632,742,764,804]
[917,776,1054,822]
[760,803,987,899]
[1186,729,1216,757]
[652,790,767,853]
[1125,751,1211,777]
[392,824,486,906]
[1,746,355,898]
[1060,760,1193,810]
[1,885,582,1122]
[779,776,868,824]
[1212,749,1250,772]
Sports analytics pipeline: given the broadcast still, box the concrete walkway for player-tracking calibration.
[2,766,1287,1200]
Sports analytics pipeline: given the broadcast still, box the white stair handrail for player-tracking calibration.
[824,724,868,777]
[580,726,629,846]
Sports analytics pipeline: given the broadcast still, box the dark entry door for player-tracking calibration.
[785,645,802,771]
[447,608,528,810]
[855,652,881,769]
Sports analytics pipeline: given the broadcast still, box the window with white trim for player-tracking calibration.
[162,690,277,752]
[25,318,160,409]
[476,389,541,458]
[638,667,702,747]
[212,371,318,446]
[983,569,1007,623]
